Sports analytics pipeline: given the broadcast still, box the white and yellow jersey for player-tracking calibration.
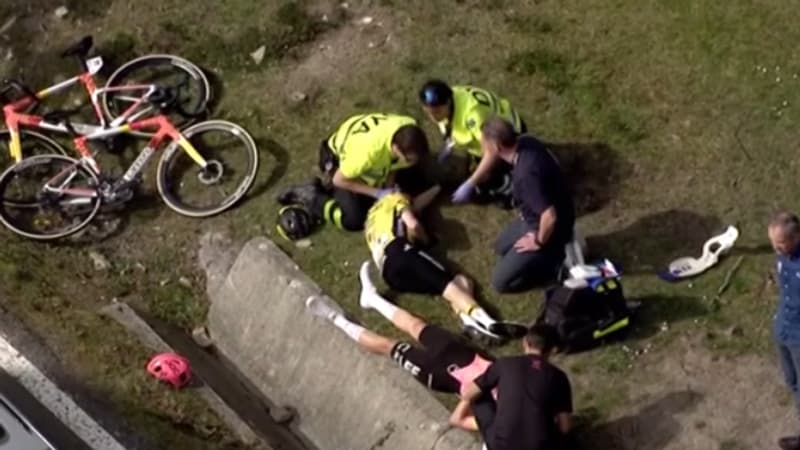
[364,193,410,268]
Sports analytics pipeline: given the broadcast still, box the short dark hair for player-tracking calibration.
[770,211,800,239]
[524,324,560,354]
[392,125,430,157]
[481,117,518,148]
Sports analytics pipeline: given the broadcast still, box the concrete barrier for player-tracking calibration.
[206,237,481,450]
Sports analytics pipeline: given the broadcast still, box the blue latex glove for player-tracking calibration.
[451,180,475,203]
[438,139,455,163]
[375,187,396,199]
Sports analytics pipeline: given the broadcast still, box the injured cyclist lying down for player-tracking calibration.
[362,187,526,341]
[277,180,526,342]
[304,279,500,445]
[305,278,575,450]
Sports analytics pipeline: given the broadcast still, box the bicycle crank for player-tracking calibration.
[197,160,223,185]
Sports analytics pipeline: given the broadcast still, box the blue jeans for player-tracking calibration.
[778,342,800,416]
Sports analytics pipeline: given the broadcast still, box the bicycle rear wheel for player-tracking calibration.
[0,130,68,170]
[156,120,259,217]
[101,54,212,136]
[0,154,101,240]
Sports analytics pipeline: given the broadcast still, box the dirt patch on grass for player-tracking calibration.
[279,6,398,95]
[575,334,794,450]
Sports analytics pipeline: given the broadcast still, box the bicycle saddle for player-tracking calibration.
[60,36,93,58]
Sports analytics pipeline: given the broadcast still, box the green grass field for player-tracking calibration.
[1,0,798,448]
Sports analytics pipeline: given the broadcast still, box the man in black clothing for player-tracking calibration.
[450,324,573,450]
[479,118,576,293]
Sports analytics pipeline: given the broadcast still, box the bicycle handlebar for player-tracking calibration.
[145,73,205,119]
[0,79,39,105]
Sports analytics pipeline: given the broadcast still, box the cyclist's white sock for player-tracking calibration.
[359,261,399,320]
[468,306,496,328]
[333,314,365,341]
[364,292,398,321]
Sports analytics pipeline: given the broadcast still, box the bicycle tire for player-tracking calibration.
[156,120,259,218]
[101,54,212,137]
[0,129,69,169]
[0,154,101,240]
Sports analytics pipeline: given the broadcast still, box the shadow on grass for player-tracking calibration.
[200,66,225,119]
[548,141,632,217]
[250,138,290,198]
[422,201,473,253]
[55,191,162,246]
[627,294,710,341]
[587,209,723,275]
[576,390,703,450]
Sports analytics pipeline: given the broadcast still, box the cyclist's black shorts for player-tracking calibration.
[382,238,452,295]
[389,325,481,394]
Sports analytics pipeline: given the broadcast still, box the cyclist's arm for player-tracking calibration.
[448,400,479,431]
[401,208,428,244]
[411,184,441,213]
[333,169,381,198]
[449,381,483,430]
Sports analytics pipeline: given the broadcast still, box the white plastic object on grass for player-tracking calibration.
[563,259,620,289]
[657,225,739,282]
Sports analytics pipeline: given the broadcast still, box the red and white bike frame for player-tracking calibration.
[2,56,158,162]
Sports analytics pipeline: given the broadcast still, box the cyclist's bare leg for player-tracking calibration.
[452,274,474,294]
[357,329,398,355]
[442,274,497,328]
[388,307,428,342]
[442,275,480,314]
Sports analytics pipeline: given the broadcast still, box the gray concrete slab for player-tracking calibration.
[206,237,481,450]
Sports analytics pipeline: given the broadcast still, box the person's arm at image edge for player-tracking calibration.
[332,168,382,198]
[449,381,482,431]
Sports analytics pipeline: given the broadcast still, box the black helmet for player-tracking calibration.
[276,205,314,241]
[419,80,453,107]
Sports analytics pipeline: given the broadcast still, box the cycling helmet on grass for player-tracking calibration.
[146,352,192,389]
[277,205,314,241]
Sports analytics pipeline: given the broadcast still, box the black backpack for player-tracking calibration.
[536,277,631,353]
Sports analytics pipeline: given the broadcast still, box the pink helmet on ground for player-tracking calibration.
[146,352,192,389]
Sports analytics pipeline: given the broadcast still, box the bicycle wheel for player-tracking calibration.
[101,54,212,136]
[156,120,259,217]
[0,154,101,240]
[0,129,68,170]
